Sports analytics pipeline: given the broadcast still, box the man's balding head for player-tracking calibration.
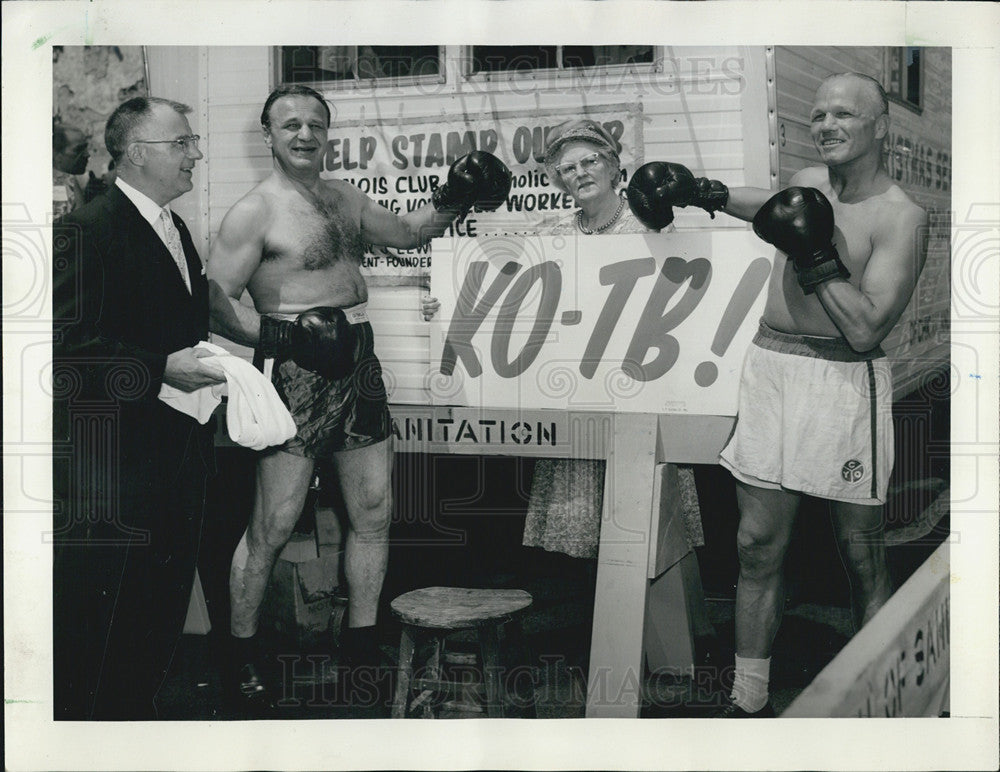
[810,71,890,169]
[819,73,889,119]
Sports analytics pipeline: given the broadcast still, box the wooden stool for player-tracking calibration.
[390,587,533,718]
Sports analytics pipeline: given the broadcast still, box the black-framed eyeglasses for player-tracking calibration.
[132,135,201,153]
[554,152,603,179]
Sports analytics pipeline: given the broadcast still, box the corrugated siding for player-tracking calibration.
[880,48,952,399]
[773,46,952,400]
[201,46,763,403]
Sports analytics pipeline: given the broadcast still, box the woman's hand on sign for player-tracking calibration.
[421,295,440,321]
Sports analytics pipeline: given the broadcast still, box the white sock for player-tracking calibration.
[731,654,770,712]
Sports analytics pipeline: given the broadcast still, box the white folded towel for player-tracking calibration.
[158,341,297,451]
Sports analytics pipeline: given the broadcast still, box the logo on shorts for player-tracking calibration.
[841,459,865,484]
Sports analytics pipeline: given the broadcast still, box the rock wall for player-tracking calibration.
[52,45,147,176]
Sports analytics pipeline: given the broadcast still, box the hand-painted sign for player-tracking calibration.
[428,232,772,416]
[390,406,563,451]
[785,543,950,718]
[325,104,642,280]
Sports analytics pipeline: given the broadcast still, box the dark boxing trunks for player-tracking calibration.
[269,312,391,458]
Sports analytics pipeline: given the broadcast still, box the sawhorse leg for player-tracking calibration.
[586,415,659,718]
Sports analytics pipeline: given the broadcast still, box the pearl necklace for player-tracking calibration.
[576,195,625,235]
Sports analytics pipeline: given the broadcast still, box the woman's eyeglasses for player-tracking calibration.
[554,152,603,179]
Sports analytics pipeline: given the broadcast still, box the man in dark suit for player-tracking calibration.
[52,96,225,720]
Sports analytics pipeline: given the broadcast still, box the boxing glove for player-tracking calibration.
[257,306,355,380]
[752,187,849,295]
[691,176,730,217]
[627,162,730,229]
[627,162,694,229]
[432,151,513,218]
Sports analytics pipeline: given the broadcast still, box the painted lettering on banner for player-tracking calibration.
[429,232,772,416]
[390,414,558,447]
[325,105,641,280]
[854,592,950,717]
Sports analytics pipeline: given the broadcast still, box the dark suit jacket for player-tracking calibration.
[52,184,215,521]
[52,185,221,719]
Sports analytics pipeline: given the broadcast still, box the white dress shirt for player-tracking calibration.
[116,177,173,241]
[115,177,192,290]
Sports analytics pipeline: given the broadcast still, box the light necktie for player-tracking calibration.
[160,208,191,293]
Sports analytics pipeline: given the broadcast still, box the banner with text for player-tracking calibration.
[428,232,773,416]
[323,104,641,281]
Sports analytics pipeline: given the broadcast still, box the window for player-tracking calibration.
[469,45,655,76]
[886,47,922,111]
[279,46,443,88]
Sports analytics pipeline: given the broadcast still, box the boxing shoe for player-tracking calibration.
[224,637,274,717]
[223,662,274,718]
[330,625,393,716]
[711,695,776,718]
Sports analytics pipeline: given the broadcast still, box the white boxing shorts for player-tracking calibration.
[719,321,894,505]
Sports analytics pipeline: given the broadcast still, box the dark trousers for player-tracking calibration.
[53,434,208,720]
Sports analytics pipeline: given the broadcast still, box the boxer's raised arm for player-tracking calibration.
[721,188,778,221]
[359,195,458,249]
[721,167,827,221]
[208,195,268,346]
[815,202,927,352]
[361,151,511,248]
[627,160,775,226]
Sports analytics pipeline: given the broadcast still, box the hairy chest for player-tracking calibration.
[262,190,365,270]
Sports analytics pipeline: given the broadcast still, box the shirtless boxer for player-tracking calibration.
[208,84,510,710]
[628,72,927,716]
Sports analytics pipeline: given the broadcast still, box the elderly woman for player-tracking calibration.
[522,119,703,561]
[539,119,649,237]
[421,119,702,564]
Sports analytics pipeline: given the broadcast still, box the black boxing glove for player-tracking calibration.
[432,151,513,220]
[627,162,696,229]
[627,162,730,229]
[256,307,355,380]
[691,176,730,218]
[752,187,849,295]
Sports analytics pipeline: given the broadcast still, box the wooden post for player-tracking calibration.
[586,413,660,718]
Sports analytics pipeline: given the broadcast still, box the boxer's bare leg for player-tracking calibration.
[830,501,893,632]
[331,438,393,629]
[230,449,315,637]
[733,481,800,658]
